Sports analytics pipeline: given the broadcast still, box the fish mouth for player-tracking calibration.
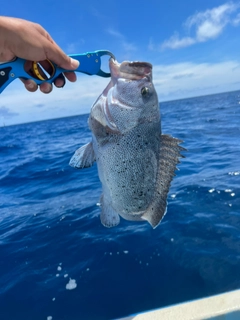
[110,59,152,81]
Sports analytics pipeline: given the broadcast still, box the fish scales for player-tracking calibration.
[70,59,185,228]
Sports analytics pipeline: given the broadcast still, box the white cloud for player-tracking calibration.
[0,106,18,118]
[153,60,240,101]
[106,28,123,38]
[1,75,109,126]
[161,34,196,50]
[2,59,240,126]
[160,2,240,49]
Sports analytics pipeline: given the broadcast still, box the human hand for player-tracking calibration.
[0,16,79,93]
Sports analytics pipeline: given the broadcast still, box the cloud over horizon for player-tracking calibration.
[153,59,240,101]
[2,58,240,126]
[161,2,240,50]
[0,106,18,119]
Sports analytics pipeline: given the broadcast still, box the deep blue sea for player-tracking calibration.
[0,90,240,320]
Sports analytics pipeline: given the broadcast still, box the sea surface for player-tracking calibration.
[0,90,240,320]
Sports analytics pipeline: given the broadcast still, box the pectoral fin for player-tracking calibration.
[142,134,186,228]
[69,142,96,169]
[100,195,120,228]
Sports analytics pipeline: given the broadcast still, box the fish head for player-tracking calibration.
[89,59,160,134]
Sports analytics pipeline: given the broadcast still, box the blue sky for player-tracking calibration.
[1,0,240,125]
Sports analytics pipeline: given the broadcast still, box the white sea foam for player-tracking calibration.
[66,278,77,290]
[228,171,240,176]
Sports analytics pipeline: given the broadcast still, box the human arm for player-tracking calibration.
[0,16,79,93]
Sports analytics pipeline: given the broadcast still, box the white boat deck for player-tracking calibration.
[120,289,240,320]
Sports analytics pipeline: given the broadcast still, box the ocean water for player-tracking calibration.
[0,90,240,320]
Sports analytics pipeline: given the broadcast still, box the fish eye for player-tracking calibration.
[141,87,149,96]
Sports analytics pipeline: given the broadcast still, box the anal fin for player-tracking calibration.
[142,134,186,228]
[100,195,120,228]
[69,142,95,169]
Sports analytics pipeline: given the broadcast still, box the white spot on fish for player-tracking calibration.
[208,188,215,193]
[231,193,235,196]
[57,266,62,271]
[123,251,129,254]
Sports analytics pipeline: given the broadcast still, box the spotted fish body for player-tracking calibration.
[70,59,184,228]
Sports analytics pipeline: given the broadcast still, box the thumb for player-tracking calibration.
[43,38,79,70]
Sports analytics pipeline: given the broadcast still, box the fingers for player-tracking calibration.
[42,36,79,70]
[20,48,78,93]
[39,82,53,93]
[21,79,38,92]
[20,78,53,93]
[63,71,77,82]
[54,73,66,88]
[20,72,76,93]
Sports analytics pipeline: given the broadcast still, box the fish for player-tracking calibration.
[69,58,185,228]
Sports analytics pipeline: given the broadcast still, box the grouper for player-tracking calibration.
[70,59,185,228]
